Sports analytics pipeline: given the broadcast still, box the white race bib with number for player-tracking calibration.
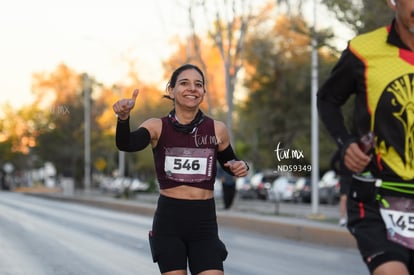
[380,196,414,249]
[164,147,214,182]
[165,156,207,175]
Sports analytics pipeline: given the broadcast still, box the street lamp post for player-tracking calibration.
[84,74,91,192]
[310,0,320,216]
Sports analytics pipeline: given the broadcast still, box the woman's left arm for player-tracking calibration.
[215,121,249,177]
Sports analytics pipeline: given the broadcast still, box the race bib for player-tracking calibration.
[164,147,214,182]
[379,196,414,249]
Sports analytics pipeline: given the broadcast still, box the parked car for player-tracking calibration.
[236,176,257,199]
[129,178,150,193]
[292,172,340,205]
[318,170,340,205]
[214,177,223,199]
[268,176,297,202]
[292,177,311,203]
[236,176,249,191]
[249,170,279,200]
[99,177,149,195]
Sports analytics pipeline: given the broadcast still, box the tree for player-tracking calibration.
[31,64,118,187]
[321,0,393,35]
[31,65,86,185]
[0,104,42,155]
[0,104,46,174]
[240,14,338,171]
[187,0,272,145]
[276,0,392,34]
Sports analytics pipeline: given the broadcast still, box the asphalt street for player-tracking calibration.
[22,189,357,249]
[0,192,367,275]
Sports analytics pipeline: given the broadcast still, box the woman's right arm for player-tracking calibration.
[113,89,159,152]
[116,117,151,152]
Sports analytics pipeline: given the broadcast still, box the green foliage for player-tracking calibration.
[34,95,85,185]
[239,15,327,171]
[321,0,393,34]
[235,1,393,172]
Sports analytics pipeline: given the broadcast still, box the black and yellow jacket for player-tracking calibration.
[317,19,414,185]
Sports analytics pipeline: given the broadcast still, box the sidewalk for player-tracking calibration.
[23,188,357,249]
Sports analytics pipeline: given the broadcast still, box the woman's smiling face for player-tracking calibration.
[168,68,205,109]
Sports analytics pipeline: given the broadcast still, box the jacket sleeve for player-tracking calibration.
[317,46,359,148]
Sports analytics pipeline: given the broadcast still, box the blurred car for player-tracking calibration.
[214,177,223,199]
[249,170,279,200]
[129,178,150,193]
[236,176,256,199]
[292,172,340,205]
[111,177,130,193]
[292,177,311,203]
[236,176,249,191]
[99,177,149,194]
[268,176,297,202]
[318,170,340,205]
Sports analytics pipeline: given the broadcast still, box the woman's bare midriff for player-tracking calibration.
[159,185,214,200]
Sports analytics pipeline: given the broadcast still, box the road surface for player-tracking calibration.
[0,192,368,275]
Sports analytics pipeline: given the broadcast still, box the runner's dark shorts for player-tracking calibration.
[347,177,414,273]
[148,195,228,274]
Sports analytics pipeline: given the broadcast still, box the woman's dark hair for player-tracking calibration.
[163,64,206,100]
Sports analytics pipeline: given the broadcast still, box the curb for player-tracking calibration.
[217,213,356,248]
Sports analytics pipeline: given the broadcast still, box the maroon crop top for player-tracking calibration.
[153,115,218,190]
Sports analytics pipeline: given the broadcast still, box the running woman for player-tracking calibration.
[113,63,249,275]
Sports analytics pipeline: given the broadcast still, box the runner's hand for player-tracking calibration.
[113,89,139,120]
[344,142,371,173]
[224,160,248,177]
